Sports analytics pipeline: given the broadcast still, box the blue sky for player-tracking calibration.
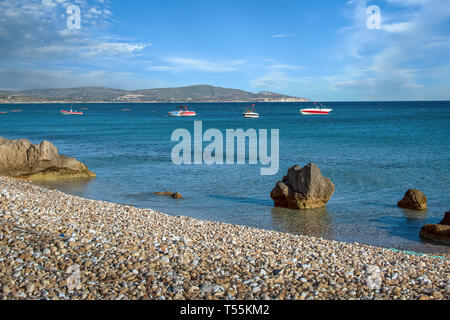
[0,0,449,100]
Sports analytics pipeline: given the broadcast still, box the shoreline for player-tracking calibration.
[0,100,309,104]
[0,176,448,300]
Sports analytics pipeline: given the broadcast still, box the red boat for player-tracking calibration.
[61,108,83,115]
[168,106,196,117]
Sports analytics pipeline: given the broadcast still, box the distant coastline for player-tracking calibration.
[0,84,310,104]
[0,99,310,104]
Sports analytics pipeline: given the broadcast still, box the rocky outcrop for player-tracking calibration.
[270,163,335,210]
[153,191,183,199]
[419,212,450,246]
[397,189,427,211]
[0,137,96,180]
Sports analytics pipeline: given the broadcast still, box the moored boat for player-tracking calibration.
[168,106,196,117]
[300,102,333,115]
[61,108,83,115]
[243,104,259,118]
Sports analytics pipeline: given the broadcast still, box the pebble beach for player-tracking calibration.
[0,176,448,300]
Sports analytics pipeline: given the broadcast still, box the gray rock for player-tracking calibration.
[270,163,335,209]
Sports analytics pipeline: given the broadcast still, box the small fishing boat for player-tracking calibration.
[10,110,22,112]
[122,108,132,111]
[243,104,259,118]
[61,108,83,115]
[300,102,333,115]
[168,106,196,117]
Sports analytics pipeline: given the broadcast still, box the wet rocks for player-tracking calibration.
[0,138,96,180]
[270,163,335,210]
[153,191,183,199]
[420,212,450,246]
[397,189,427,211]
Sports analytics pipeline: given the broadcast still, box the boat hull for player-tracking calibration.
[168,111,196,117]
[61,110,83,115]
[243,112,259,118]
[300,109,332,115]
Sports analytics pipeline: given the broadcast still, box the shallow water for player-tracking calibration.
[1,101,449,254]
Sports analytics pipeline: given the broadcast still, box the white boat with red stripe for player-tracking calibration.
[300,102,333,115]
[61,107,83,115]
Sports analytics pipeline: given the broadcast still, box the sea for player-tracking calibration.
[1,101,449,255]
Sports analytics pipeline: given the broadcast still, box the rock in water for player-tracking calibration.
[419,212,450,246]
[172,192,183,199]
[270,163,335,210]
[438,211,450,225]
[153,191,183,199]
[153,191,173,196]
[0,137,96,180]
[397,189,427,211]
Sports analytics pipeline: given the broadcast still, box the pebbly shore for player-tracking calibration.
[0,176,448,300]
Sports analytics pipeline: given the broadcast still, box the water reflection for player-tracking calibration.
[400,208,428,220]
[33,178,93,198]
[271,207,334,240]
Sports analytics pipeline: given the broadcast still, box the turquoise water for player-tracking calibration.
[1,102,449,254]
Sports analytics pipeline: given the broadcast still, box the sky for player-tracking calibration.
[0,0,449,100]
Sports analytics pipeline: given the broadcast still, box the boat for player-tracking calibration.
[61,107,83,115]
[243,104,259,118]
[300,102,333,115]
[10,110,22,112]
[168,106,196,117]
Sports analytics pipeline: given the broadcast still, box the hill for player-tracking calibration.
[0,85,309,103]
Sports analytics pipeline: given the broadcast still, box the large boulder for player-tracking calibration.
[270,163,335,210]
[397,189,427,211]
[0,137,96,180]
[419,212,450,246]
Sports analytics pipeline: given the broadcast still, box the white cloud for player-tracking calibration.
[0,68,164,90]
[268,64,304,70]
[328,0,450,100]
[148,57,246,73]
[250,71,311,89]
[272,33,294,38]
[0,0,149,61]
[383,22,413,33]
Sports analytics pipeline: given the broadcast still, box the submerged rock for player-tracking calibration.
[419,212,450,246]
[0,137,96,180]
[398,189,427,211]
[270,163,335,210]
[172,192,183,199]
[153,191,183,199]
[153,191,173,196]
